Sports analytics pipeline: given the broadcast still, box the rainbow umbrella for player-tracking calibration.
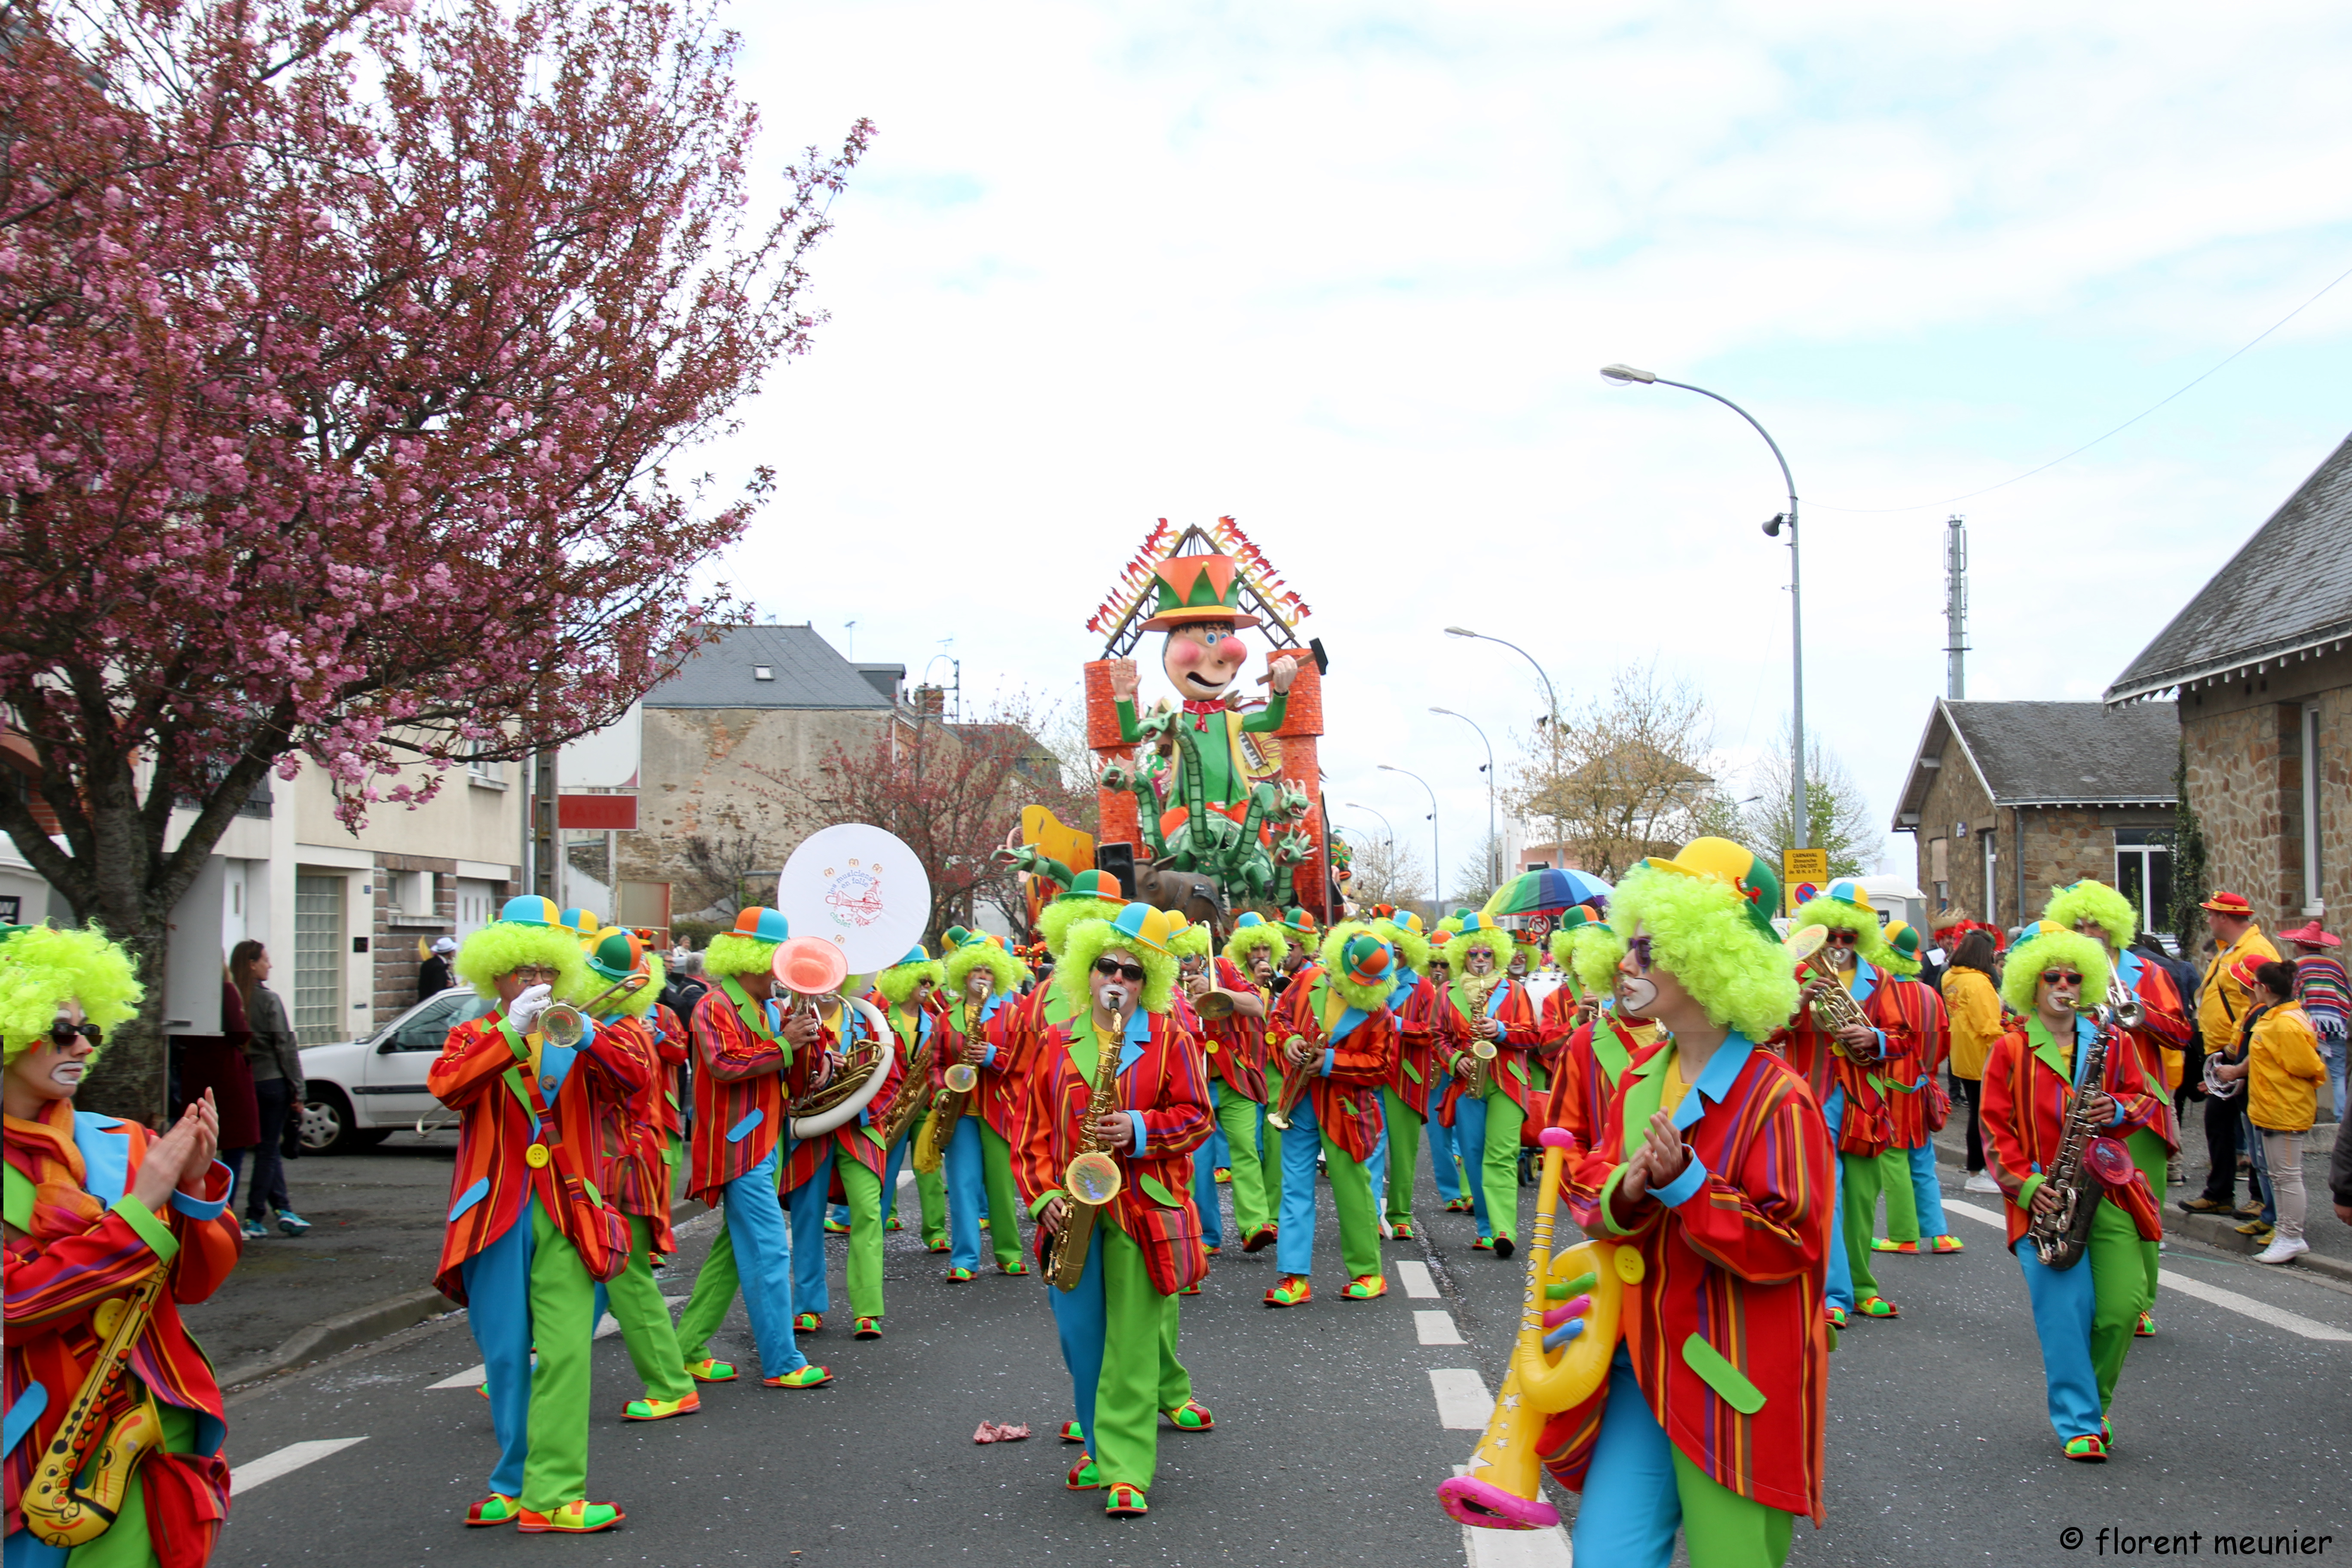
[1482,867,1612,919]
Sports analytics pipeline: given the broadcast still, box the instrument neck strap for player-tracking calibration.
[717,975,791,1069]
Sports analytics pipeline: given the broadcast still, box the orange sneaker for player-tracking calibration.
[1264,1274,1311,1308]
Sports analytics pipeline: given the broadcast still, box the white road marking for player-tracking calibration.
[1416,1310,1467,1345]
[231,1437,368,1495]
[1944,1199,2352,1342]
[897,1168,915,1188]
[1396,1259,1442,1298]
[431,1295,689,1387]
[1429,1368,1492,1429]
[1452,1465,1574,1566]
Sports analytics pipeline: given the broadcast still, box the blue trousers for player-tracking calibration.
[1365,1118,1391,1214]
[725,1148,806,1374]
[1194,1084,1229,1250]
[459,1199,537,1499]
[784,1144,836,1316]
[1903,1141,1949,1237]
[1427,1077,1465,1203]
[943,1114,987,1270]
[1570,1354,1794,1567]
[1822,1087,1852,1313]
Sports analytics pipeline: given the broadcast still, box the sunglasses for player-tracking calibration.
[48,1020,101,1047]
[2040,971,2083,986]
[1093,959,1146,984]
[511,965,560,985]
[1627,935,1654,973]
[1826,929,1860,946]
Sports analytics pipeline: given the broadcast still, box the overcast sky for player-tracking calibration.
[696,1,2352,897]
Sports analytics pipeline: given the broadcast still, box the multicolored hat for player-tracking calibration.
[1283,908,1319,937]
[1138,554,1262,632]
[1383,909,1427,937]
[587,928,645,984]
[1818,878,1872,913]
[1884,920,1923,965]
[731,906,791,946]
[1457,911,1505,936]
[499,895,565,928]
[1058,870,1127,903]
[559,907,603,941]
[1233,911,1270,930]
[1553,906,1603,934]
[2199,890,2255,916]
[1339,931,1393,987]
[1642,837,1782,942]
[888,945,930,969]
[1107,902,1176,954]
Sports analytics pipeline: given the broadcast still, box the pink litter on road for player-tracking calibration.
[972,1422,1032,1443]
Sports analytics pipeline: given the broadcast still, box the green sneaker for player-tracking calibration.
[763,1364,833,1389]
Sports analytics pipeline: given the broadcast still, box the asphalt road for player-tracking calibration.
[212,1148,2352,1568]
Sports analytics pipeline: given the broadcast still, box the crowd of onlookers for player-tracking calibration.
[1933,898,2343,1267]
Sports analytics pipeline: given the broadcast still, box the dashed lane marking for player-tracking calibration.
[1452,1465,1575,1566]
[1943,1199,2352,1343]
[1429,1368,1492,1429]
[1417,1310,1467,1345]
[1397,1259,1442,1298]
[231,1437,368,1496]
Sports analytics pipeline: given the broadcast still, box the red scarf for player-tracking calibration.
[1181,698,1226,731]
[4,1098,109,1237]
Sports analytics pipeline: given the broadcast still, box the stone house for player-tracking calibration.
[2107,432,2352,933]
[1890,699,2179,936]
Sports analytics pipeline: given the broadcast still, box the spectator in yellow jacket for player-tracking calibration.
[1940,930,2005,1195]
[2184,891,2280,1219]
[2211,960,2325,1265]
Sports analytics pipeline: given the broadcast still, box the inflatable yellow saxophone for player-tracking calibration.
[1436,1126,1637,1531]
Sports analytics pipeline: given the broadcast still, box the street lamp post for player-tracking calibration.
[1344,800,1397,849]
[1600,364,1808,850]
[1430,707,1498,895]
[1378,764,1440,924]
[1442,627,1559,725]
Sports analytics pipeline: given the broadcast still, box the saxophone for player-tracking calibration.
[2025,1008,2133,1271]
[874,1012,936,1148]
[1438,1128,1627,1530]
[22,1271,168,1547]
[1786,926,1885,1064]
[1458,972,1504,1096]
[1047,1022,1127,1292]
[912,1003,985,1174]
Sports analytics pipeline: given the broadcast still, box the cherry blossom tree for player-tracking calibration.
[0,0,870,1119]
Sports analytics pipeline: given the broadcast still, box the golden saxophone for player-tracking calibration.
[1047,1023,1127,1292]
[913,1003,986,1174]
[2025,1005,2135,1271]
[1785,926,1884,1065]
[1458,972,1504,1096]
[874,1016,937,1148]
[1438,1129,1629,1530]
[22,1271,168,1548]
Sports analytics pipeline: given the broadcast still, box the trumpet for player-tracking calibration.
[1784,926,1883,1064]
[538,972,652,1047]
[1438,1128,1626,1530]
[1265,1035,1314,1130]
[2105,969,2146,1031]
[1192,989,1237,1021]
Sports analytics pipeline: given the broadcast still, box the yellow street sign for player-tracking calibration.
[1782,848,1830,913]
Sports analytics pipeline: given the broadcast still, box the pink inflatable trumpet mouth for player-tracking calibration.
[1437,1476,1562,1531]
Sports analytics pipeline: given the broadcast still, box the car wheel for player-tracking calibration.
[302,1089,380,1155]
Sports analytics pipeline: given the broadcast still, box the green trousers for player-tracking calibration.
[2126,1128,2168,1304]
[2085,1203,2150,1409]
[606,1214,692,1402]
[1320,1133,1383,1280]
[838,1159,889,1318]
[58,1402,198,1567]
[1080,1218,1183,1491]
[1840,1152,1885,1300]
[1381,1084,1423,1227]
[1262,1065,1288,1221]
[521,1202,597,1514]
[1669,1442,1796,1567]
[1868,1148,1922,1244]
[1213,1080,1273,1237]
[884,1112,948,1245]
[976,1121,1027,1268]
[677,1222,735,1366]
[1461,1084,1525,1243]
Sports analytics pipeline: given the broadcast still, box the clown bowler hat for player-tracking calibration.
[733,907,792,945]
[1644,837,1782,943]
[559,907,604,941]
[1233,911,1269,930]
[1884,921,1923,963]
[1382,909,1427,937]
[1340,932,1393,987]
[1456,912,1505,937]
[1554,906,1603,934]
[1107,903,1176,954]
[586,928,644,983]
[889,945,930,969]
[1282,908,1319,937]
[1058,870,1127,903]
[2200,890,2255,916]
[500,895,565,928]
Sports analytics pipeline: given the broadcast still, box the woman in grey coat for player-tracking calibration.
[231,938,312,1237]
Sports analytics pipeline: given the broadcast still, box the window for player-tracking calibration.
[387,868,434,916]
[2115,830,2174,938]
[2304,704,2324,913]
[467,750,502,784]
[390,994,490,1050]
[1983,832,1998,926]
[294,874,346,1044]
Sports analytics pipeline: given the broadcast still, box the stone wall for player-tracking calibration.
[1908,734,2001,924]
[2180,643,2352,931]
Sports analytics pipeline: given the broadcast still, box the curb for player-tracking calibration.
[214,1197,716,1391]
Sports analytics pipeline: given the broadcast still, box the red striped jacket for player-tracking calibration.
[5,1103,242,1551]
[776,1000,885,1194]
[1979,1018,2167,1252]
[1540,1011,1663,1166]
[1268,967,1398,1162]
[2118,948,2192,1122]
[1201,956,1273,1103]
[1879,976,1947,1149]
[1547,1034,1834,1524]
[1769,958,1914,1158]
[429,1007,651,1299]
[1388,971,1444,1111]
[1437,976,1546,1125]
[941,991,1029,1140]
[606,1009,690,1250]
[686,982,816,1207]
[1011,1007,1214,1296]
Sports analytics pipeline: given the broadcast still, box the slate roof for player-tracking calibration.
[647,625,894,710]
[1893,699,2177,828]
[2107,432,2352,703]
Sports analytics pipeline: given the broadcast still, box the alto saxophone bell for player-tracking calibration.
[943,1063,979,1093]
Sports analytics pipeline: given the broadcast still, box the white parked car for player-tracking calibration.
[297,987,491,1154]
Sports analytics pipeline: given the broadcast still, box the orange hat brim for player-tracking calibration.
[1139,608,1260,633]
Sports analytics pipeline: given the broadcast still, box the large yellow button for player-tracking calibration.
[1614,1247,1645,1285]
[525,1144,552,1169]
[1204,1041,1219,1054]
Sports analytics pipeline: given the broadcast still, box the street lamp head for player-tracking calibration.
[1378,763,1400,773]
[1600,364,1659,385]
[1429,706,1454,717]
[1762,513,1787,538]
[1443,626,1477,640]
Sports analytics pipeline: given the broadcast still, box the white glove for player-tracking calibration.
[508,983,552,1035]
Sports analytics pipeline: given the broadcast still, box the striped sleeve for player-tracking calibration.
[1651,1075,1828,1285]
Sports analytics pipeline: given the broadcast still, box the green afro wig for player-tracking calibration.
[876,958,947,1007]
[1608,864,1801,1041]
[2000,926,2113,1014]
[1452,923,1513,976]
[1788,895,1896,970]
[2042,880,2137,951]
[1373,919,1431,976]
[1316,922,1400,1012]
[704,931,787,981]
[1053,917,1179,1018]
[1558,924,1628,998]
[456,920,591,1002]
[1222,922,1292,973]
[1436,914,1466,939]
[1168,922,1214,961]
[945,941,1030,998]
[1040,897,1129,960]
[1,925,144,1066]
